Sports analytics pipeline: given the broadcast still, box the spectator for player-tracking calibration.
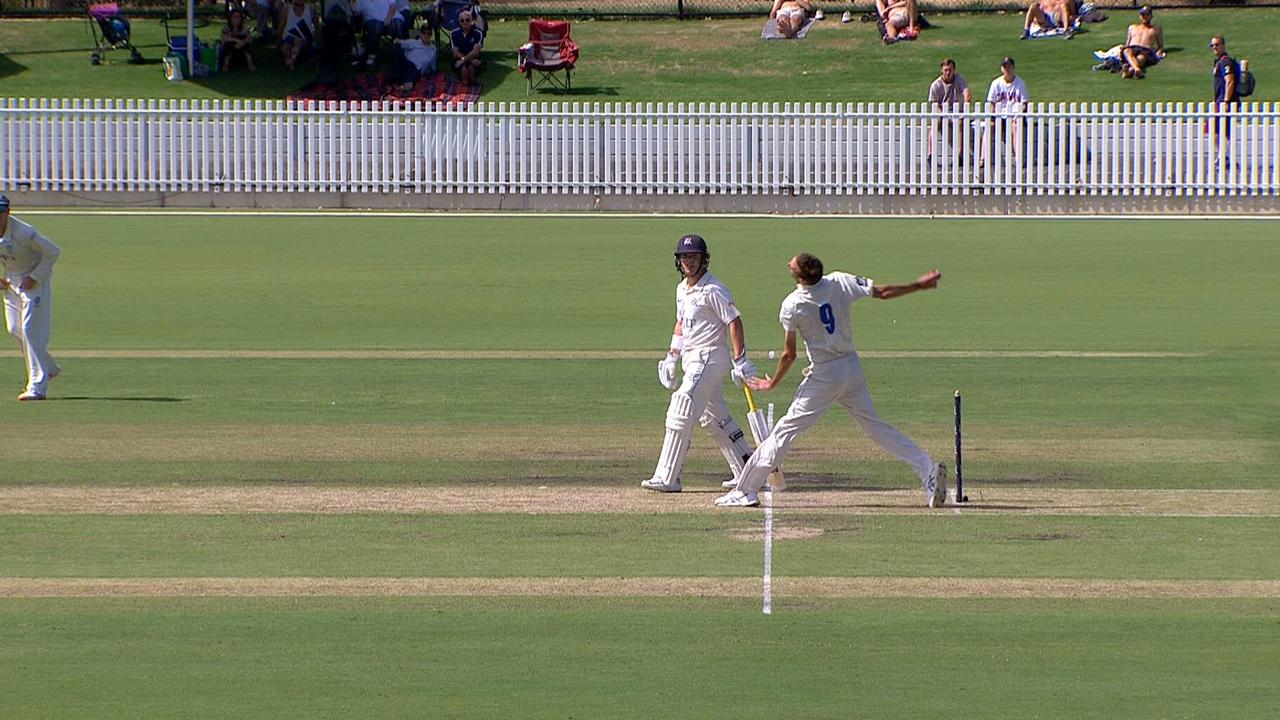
[1209,35,1240,142]
[877,0,919,44]
[248,0,278,42]
[1210,35,1239,106]
[220,8,257,72]
[1021,0,1075,40]
[319,0,356,61]
[928,58,972,162]
[985,56,1029,165]
[770,0,813,40]
[353,0,402,67]
[1121,6,1164,79]
[392,24,438,92]
[450,9,483,86]
[278,0,318,70]
[392,0,414,39]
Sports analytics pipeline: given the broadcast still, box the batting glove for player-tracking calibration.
[731,355,757,387]
[658,356,679,390]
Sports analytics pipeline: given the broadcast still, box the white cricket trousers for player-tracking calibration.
[4,275,59,395]
[650,345,752,484]
[736,353,933,494]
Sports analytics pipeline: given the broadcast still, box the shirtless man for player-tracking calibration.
[1021,0,1075,39]
[1121,6,1165,79]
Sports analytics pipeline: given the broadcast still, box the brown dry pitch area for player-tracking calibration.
[3,486,1278,516]
[4,486,1277,599]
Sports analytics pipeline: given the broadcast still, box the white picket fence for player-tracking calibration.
[2,99,1278,197]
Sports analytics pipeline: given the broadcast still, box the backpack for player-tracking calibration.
[1238,68,1256,98]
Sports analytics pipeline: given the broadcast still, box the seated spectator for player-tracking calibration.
[770,0,813,40]
[450,9,483,86]
[247,0,279,42]
[317,0,356,77]
[278,0,319,70]
[1121,6,1164,79]
[392,0,414,39]
[220,8,257,72]
[877,0,919,44]
[1021,0,1075,40]
[392,24,438,91]
[353,0,409,66]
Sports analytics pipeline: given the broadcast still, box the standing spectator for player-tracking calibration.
[278,0,318,70]
[928,58,972,163]
[1210,36,1239,106]
[391,0,413,39]
[391,24,438,92]
[1121,6,1164,79]
[450,9,484,86]
[1209,35,1240,143]
[221,8,257,72]
[985,56,1029,166]
[0,196,62,402]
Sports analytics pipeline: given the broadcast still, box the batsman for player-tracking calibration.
[716,253,947,508]
[643,234,758,493]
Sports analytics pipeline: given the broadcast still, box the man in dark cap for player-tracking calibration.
[0,195,62,401]
[645,234,758,494]
[1121,6,1165,79]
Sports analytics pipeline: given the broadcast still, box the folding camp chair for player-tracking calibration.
[518,19,578,95]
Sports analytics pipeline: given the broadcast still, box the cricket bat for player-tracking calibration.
[742,384,785,491]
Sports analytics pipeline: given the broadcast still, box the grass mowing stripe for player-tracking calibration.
[3,597,1277,719]
[3,577,1279,599]
[5,514,1278,580]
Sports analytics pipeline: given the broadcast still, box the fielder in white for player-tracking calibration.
[644,234,758,493]
[0,195,62,402]
[716,253,946,508]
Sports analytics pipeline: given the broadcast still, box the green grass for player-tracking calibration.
[5,514,1280,579]
[3,213,1278,717]
[2,10,1277,101]
[3,598,1279,719]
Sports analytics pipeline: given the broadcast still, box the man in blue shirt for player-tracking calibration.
[450,9,484,86]
[1209,35,1239,141]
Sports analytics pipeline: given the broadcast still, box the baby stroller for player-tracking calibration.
[88,3,144,65]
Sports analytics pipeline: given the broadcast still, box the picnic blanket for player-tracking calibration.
[762,16,817,40]
[288,72,481,105]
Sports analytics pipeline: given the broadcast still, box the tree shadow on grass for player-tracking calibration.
[0,52,27,81]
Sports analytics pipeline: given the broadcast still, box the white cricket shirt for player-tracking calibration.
[779,272,874,364]
[675,273,740,351]
[0,216,61,279]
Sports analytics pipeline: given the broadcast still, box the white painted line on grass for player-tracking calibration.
[763,489,774,616]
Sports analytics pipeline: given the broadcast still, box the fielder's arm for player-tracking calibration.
[872,269,941,300]
[747,330,797,392]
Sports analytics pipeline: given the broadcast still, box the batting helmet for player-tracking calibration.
[674,234,710,277]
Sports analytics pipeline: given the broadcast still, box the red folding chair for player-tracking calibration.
[518,19,578,95]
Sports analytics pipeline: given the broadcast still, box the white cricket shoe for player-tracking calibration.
[926,462,948,508]
[641,477,682,493]
[17,390,46,402]
[714,489,760,507]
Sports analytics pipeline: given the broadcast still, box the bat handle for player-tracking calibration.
[742,383,758,413]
